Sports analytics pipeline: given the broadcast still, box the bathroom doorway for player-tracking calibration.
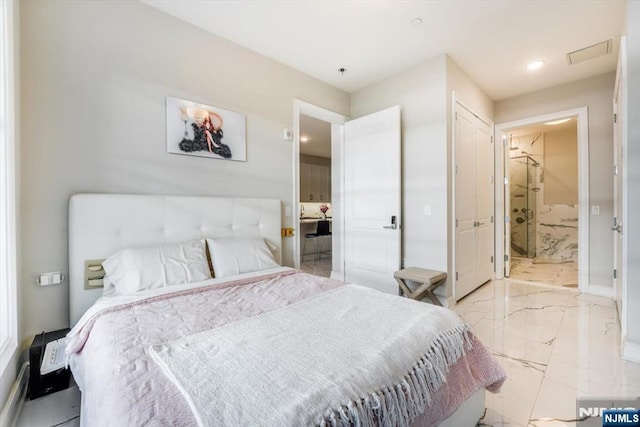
[504,117,580,288]
[495,107,596,293]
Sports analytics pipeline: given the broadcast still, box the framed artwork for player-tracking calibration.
[166,96,246,162]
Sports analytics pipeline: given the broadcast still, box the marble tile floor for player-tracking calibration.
[16,279,638,427]
[509,257,578,288]
[458,279,639,426]
[16,380,80,427]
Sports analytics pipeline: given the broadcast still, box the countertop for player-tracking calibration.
[300,217,332,223]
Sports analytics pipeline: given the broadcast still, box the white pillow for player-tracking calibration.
[102,275,115,296]
[103,239,211,295]
[206,237,279,278]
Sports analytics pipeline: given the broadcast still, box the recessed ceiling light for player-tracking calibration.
[300,136,309,143]
[526,60,545,71]
[410,17,422,26]
[544,118,571,125]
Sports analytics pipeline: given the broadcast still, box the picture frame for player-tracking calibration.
[166,96,247,162]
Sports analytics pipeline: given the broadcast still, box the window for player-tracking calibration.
[0,0,18,373]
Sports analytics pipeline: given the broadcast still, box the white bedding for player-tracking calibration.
[149,284,469,426]
[67,266,291,391]
[66,269,505,426]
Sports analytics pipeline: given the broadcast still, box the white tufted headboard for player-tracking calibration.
[68,194,282,326]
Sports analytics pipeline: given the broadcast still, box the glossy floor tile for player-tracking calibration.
[16,279,638,427]
[15,382,80,427]
[508,257,578,288]
[454,279,639,426]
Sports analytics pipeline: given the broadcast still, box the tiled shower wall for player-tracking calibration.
[510,133,578,262]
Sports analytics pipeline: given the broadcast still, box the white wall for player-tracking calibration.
[624,0,640,351]
[351,55,448,290]
[544,127,579,205]
[19,0,349,338]
[495,73,616,288]
[350,54,494,301]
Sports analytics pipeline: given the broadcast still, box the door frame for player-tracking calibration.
[494,107,592,294]
[613,36,628,352]
[451,92,494,302]
[292,100,349,278]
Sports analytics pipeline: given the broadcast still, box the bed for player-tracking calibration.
[66,194,505,426]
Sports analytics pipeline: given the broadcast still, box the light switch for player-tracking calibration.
[591,205,600,215]
[285,206,291,217]
[424,205,432,216]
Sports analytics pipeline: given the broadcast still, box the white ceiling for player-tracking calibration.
[300,114,332,159]
[142,0,626,100]
[509,117,576,137]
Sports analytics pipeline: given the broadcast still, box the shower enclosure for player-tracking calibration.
[510,155,539,258]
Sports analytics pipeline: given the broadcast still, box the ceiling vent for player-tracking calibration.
[566,39,612,65]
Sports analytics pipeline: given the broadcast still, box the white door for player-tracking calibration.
[344,106,401,294]
[455,103,494,300]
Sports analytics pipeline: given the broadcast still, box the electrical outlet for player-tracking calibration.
[591,205,600,215]
[424,205,432,216]
[281,228,295,237]
[37,271,64,286]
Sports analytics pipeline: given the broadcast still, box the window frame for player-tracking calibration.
[0,0,19,375]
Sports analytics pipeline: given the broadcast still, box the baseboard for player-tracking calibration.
[329,270,344,281]
[622,337,640,363]
[446,295,456,308]
[0,362,28,427]
[586,284,615,299]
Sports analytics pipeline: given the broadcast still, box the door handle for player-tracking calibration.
[473,221,486,227]
[612,218,622,233]
[383,215,397,229]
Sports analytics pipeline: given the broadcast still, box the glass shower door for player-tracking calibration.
[509,156,536,258]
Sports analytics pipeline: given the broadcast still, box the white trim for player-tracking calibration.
[0,362,28,427]
[451,91,493,127]
[622,338,640,364]
[446,296,456,308]
[614,35,628,356]
[292,100,348,277]
[451,92,495,302]
[494,107,591,295]
[0,0,18,377]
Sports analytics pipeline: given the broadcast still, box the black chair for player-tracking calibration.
[303,220,331,264]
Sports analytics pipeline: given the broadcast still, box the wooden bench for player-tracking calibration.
[394,267,447,306]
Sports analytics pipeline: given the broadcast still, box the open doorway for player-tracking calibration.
[292,100,348,279]
[299,114,333,277]
[495,107,589,292]
[506,119,579,287]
